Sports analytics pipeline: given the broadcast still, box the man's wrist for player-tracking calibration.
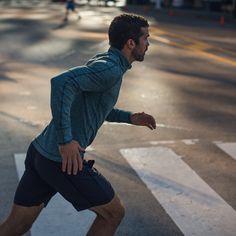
[129,113,134,124]
[58,139,73,146]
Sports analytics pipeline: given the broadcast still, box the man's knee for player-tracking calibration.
[0,217,32,236]
[102,201,125,227]
[91,194,125,225]
[0,204,43,236]
[15,221,32,235]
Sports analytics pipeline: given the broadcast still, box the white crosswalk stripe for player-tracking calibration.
[120,146,236,236]
[214,142,236,161]
[14,141,236,235]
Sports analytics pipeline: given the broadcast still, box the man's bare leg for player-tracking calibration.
[87,194,125,236]
[0,203,44,236]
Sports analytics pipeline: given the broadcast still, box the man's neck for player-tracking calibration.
[121,48,134,65]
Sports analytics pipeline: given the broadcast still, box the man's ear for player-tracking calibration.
[126,39,136,49]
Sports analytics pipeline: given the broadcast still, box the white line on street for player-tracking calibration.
[181,139,199,145]
[149,140,176,145]
[120,146,236,236]
[214,142,236,161]
[14,154,95,236]
[149,139,199,145]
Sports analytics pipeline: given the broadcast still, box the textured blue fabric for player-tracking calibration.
[33,47,132,162]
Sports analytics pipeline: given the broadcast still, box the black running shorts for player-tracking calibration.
[14,143,115,211]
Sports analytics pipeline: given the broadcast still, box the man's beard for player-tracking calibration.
[132,47,145,62]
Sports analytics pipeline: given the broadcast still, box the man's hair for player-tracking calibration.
[108,14,149,50]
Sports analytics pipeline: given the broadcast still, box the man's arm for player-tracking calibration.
[105,108,132,124]
[50,65,119,175]
[106,109,156,130]
[51,65,119,143]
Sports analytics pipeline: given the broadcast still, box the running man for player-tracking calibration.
[0,13,156,236]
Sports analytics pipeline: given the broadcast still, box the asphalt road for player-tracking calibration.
[0,2,236,236]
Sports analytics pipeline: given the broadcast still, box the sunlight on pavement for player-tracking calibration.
[150,27,236,67]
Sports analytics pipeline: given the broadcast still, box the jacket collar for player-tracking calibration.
[109,47,132,72]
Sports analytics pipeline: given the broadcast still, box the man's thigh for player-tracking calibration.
[34,155,115,212]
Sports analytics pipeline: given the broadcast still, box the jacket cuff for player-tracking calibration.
[56,127,72,145]
[122,111,133,124]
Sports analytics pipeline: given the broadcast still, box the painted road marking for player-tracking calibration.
[104,121,189,130]
[214,142,236,161]
[149,139,199,145]
[120,146,236,236]
[14,154,95,236]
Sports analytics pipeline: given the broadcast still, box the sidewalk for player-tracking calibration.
[122,5,236,28]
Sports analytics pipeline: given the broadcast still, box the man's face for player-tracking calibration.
[131,27,150,62]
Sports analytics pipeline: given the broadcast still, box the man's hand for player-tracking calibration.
[131,112,156,130]
[59,140,85,175]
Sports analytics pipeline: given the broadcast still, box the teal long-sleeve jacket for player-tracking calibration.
[33,47,133,162]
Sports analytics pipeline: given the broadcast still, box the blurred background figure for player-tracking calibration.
[64,0,81,22]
